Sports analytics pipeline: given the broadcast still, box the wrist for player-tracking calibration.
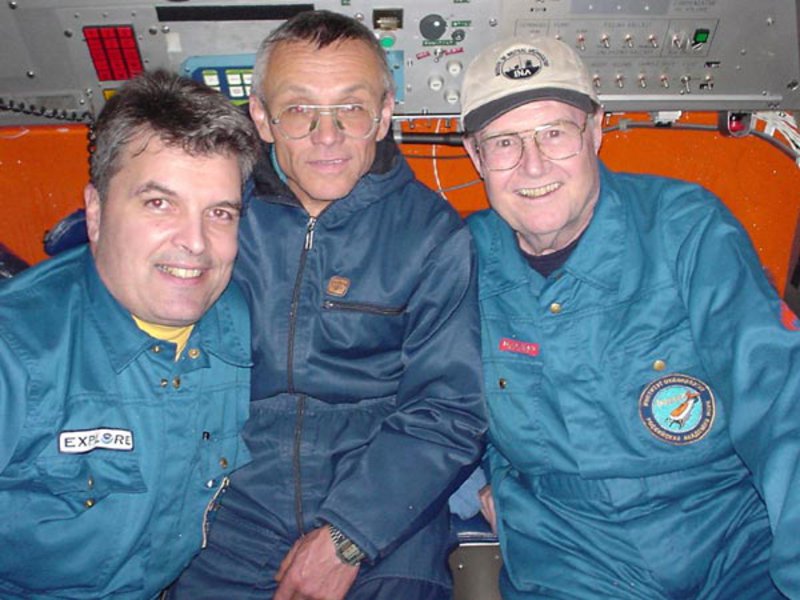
[327,524,366,566]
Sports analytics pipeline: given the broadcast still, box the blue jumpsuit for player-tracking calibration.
[468,164,800,599]
[0,246,252,599]
[172,140,487,598]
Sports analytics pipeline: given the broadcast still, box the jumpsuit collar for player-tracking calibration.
[248,134,404,216]
[479,162,625,296]
[561,162,625,293]
[84,249,156,374]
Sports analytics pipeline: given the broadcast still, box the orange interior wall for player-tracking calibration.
[0,124,90,265]
[2,112,799,293]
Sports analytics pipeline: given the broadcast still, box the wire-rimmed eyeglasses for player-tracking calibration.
[269,103,381,140]
[476,119,589,171]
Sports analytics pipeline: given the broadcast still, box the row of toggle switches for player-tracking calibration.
[425,70,712,99]
[593,74,714,93]
[569,33,661,51]
[567,30,709,52]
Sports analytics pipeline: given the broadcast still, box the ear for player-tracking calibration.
[249,96,275,143]
[375,93,396,142]
[463,135,484,178]
[590,109,604,154]
[84,183,102,245]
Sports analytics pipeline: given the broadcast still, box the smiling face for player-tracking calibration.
[465,100,604,255]
[249,38,394,216]
[85,134,242,326]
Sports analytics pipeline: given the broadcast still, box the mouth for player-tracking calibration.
[157,265,204,280]
[310,157,349,169]
[518,182,562,199]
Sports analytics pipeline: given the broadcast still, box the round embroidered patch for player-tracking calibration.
[639,373,715,445]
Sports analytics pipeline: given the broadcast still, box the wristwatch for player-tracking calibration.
[328,524,366,566]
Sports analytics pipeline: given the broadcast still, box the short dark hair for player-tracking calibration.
[90,69,260,201]
[251,10,395,104]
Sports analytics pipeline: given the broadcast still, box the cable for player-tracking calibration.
[602,117,800,164]
[753,112,800,166]
[438,178,483,194]
[394,131,463,146]
[0,97,92,124]
[431,119,446,201]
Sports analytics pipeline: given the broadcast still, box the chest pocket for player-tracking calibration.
[0,452,148,593]
[481,312,552,472]
[600,320,722,464]
[200,430,251,489]
[318,298,407,358]
[36,451,146,501]
[194,378,252,489]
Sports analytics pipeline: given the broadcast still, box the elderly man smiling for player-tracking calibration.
[461,35,800,599]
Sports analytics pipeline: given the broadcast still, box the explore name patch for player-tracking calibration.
[59,428,134,454]
[639,374,715,445]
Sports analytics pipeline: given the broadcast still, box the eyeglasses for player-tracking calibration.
[476,119,589,171]
[269,103,381,140]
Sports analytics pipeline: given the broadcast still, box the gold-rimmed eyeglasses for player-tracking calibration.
[269,103,381,140]
[476,119,589,171]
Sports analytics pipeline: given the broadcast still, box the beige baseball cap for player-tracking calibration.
[460,36,600,133]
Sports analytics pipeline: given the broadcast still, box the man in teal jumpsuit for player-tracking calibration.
[460,35,799,598]
[0,70,260,599]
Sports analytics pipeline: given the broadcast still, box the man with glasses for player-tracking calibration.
[460,36,800,598]
[171,10,486,600]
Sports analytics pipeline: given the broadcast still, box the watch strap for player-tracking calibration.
[328,525,366,566]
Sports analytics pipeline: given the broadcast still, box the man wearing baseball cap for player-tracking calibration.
[461,35,800,598]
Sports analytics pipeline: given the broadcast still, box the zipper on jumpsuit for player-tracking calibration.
[201,475,230,548]
[322,300,404,316]
[286,215,317,537]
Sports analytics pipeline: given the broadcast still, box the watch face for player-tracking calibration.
[341,543,360,559]
[329,526,364,565]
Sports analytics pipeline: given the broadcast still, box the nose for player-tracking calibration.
[310,110,344,145]
[518,136,549,176]
[173,213,207,256]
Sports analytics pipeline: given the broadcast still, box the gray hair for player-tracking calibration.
[90,69,260,201]
[251,10,395,105]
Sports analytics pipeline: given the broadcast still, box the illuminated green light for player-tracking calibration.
[693,29,710,44]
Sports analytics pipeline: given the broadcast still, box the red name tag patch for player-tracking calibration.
[498,337,540,356]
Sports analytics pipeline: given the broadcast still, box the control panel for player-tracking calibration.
[1,0,799,126]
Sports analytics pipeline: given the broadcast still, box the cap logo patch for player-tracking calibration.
[496,47,549,81]
[639,374,715,445]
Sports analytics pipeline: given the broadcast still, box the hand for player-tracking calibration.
[478,484,497,535]
[273,526,360,600]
